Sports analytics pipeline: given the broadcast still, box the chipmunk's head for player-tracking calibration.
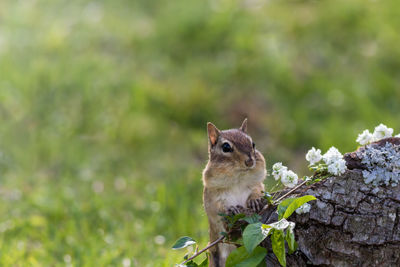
[207,119,264,171]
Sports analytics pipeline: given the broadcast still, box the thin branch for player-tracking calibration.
[259,179,308,215]
[273,179,308,204]
[180,235,225,265]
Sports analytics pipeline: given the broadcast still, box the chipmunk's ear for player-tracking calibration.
[207,122,220,146]
[239,118,248,133]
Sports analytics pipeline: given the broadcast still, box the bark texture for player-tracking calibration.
[261,138,400,266]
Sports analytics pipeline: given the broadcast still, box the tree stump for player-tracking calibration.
[261,138,400,266]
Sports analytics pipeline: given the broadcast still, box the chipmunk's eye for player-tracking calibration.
[252,142,255,149]
[222,142,233,153]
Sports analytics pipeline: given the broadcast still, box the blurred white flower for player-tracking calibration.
[154,235,166,245]
[327,159,347,175]
[150,201,160,212]
[134,220,143,231]
[373,123,393,141]
[0,220,14,233]
[66,236,74,245]
[323,146,343,165]
[114,177,126,191]
[84,2,103,24]
[356,129,374,145]
[80,168,93,181]
[122,258,131,267]
[305,147,322,165]
[281,170,298,188]
[105,235,114,244]
[17,241,24,250]
[63,254,72,263]
[296,203,311,215]
[92,181,104,194]
[395,134,400,138]
[272,162,287,181]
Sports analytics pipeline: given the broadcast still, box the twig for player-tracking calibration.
[273,180,308,204]
[180,235,225,265]
[259,179,308,215]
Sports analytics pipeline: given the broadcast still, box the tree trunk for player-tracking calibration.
[261,138,400,266]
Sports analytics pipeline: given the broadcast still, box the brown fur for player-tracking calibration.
[202,119,266,267]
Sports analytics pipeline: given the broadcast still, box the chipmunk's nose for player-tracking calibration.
[245,156,254,167]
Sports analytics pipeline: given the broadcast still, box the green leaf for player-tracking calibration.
[277,198,296,220]
[226,246,267,267]
[283,195,316,219]
[263,192,273,204]
[243,214,261,224]
[232,213,246,223]
[222,213,246,229]
[172,236,196,250]
[285,224,297,254]
[185,260,198,267]
[271,229,286,267]
[243,223,270,253]
[198,257,208,267]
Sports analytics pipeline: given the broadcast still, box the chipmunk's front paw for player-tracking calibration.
[226,205,245,215]
[247,198,266,213]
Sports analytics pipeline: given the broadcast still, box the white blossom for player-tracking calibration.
[306,147,322,165]
[327,158,347,175]
[272,162,287,181]
[395,134,400,138]
[372,123,393,141]
[268,218,290,230]
[356,129,374,145]
[154,235,166,245]
[281,170,298,188]
[122,258,131,267]
[295,203,311,215]
[322,146,343,165]
[63,254,72,263]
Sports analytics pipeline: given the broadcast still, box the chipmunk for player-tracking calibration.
[202,119,267,267]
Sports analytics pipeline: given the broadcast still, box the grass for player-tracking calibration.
[0,0,400,266]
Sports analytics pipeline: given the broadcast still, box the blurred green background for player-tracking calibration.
[0,0,399,266]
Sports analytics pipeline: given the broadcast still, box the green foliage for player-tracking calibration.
[231,195,311,267]
[271,230,286,267]
[243,223,270,253]
[184,257,208,267]
[285,225,298,255]
[283,195,317,219]
[263,192,274,205]
[220,213,246,230]
[226,246,267,267]
[172,236,196,250]
[198,257,209,267]
[243,214,262,224]
[277,195,316,220]
[199,257,208,267]
[240,218,296,266]
[277,198,296,220]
